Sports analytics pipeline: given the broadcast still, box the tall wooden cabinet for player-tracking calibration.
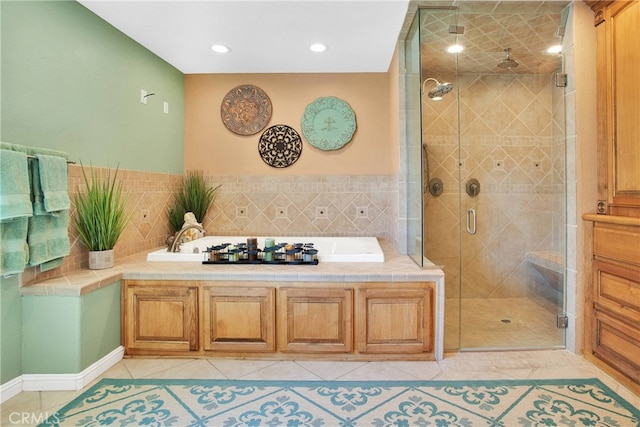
[586,0,640,216]
[584,0,640,394]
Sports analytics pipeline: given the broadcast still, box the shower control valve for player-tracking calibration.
[428,178,443,197]
[466,178,480,197]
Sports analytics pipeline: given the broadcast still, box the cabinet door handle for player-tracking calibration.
[466,208,477,235]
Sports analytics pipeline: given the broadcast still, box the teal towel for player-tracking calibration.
[27,158,70,266]
[1,218,29,275]
[0,149,33,221]
[36,154,70,212]
[27,210,70,267]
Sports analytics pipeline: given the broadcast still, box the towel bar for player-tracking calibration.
[26,154,75,164]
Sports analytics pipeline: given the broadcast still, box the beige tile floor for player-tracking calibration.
[2,350,638,426]
[452,297,565,349]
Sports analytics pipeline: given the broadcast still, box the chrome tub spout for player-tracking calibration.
[169,224,206,252]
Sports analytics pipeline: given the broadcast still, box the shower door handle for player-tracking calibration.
[466,208,477,235]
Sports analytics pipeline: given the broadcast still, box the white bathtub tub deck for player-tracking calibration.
[147,236,385,263]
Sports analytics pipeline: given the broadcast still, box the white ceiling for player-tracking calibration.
[77,0,411,74]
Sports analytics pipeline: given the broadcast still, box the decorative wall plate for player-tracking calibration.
[258,125,302,168]
[221,85,272,135]
[301,96,357,150]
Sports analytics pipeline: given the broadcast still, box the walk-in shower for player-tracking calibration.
[406,2,570,351]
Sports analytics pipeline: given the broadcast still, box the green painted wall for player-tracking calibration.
[21,282,121,374]
[1,0,184,174]
[0,275,23,384]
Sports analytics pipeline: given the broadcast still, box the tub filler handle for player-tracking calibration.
[466,208,477,235]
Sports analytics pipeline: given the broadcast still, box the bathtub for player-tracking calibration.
[146,236,385,263]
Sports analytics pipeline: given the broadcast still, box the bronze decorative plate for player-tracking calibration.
[258,125,302,168]
[221,85,272,135]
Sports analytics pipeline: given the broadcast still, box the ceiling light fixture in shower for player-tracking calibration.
[547,44,562,54]
[421,78,454,101]
[498,48,519,69]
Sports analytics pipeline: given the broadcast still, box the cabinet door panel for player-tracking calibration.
[125,285,198,352]
[278,288,353,353]
[357,288,433,353]
[593,310,640,382]
[203,287,275,352]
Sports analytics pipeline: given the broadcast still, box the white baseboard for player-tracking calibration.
[1,346,124,402]
[0,376,24,404]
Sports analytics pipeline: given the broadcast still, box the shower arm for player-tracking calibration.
[421,78,440,94]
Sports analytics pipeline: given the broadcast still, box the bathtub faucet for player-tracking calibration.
[169,224,206,253]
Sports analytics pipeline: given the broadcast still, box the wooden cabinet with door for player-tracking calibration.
[122,279,436,360]
[585,0,640,216]
[123,280,199,354]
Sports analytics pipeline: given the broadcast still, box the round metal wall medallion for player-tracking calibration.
[301,96,356,150]
[221,85,272,135]
[258,125,302,168]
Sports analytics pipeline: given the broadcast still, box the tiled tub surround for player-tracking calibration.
[20,239,445,363]
[23,169,400,283]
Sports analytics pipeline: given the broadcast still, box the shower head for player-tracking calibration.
[498,48,519,69]
[421,78,454,100]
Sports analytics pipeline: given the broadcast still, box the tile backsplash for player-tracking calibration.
[25,168,398,283]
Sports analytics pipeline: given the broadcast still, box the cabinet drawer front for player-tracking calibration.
[595,262,640,323]
[594,226,640,266]
[203,287,275,352]
[278,288,353,353]
[593,310,640,382]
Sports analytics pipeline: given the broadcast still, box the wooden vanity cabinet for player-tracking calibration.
[122,280,436,360]
[583,216,640,392]
[123,281,198,354]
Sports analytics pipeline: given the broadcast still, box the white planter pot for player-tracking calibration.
[88,249,114,270]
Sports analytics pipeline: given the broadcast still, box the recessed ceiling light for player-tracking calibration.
[211,44,230,53]
[547,44,562,54]
[310,43,327,53]
[447,44,464,53]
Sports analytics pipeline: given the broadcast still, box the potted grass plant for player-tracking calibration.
[73,163,129,269]
[167,170,220,237]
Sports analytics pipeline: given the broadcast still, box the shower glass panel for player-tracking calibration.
[419,3,567,351]
[405,11,424,266]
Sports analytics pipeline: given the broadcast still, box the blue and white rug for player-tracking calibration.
[41,378,639,426]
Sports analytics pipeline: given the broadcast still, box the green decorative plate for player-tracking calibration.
[301,97,356,150]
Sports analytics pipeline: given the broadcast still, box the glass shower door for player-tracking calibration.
[420,4,567,351]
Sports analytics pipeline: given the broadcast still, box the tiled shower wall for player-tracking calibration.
[423,73,565,304]
[25,169,399,283]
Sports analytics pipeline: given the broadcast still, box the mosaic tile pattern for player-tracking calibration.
[42,378,640,427]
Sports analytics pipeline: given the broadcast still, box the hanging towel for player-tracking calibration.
[36,154,70,212]
[0,149,33,221]
[1,218,30,275]
[0,149,32,275]
[27,157,70,267]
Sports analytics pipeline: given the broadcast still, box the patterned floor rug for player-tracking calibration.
[41,378,639,426]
